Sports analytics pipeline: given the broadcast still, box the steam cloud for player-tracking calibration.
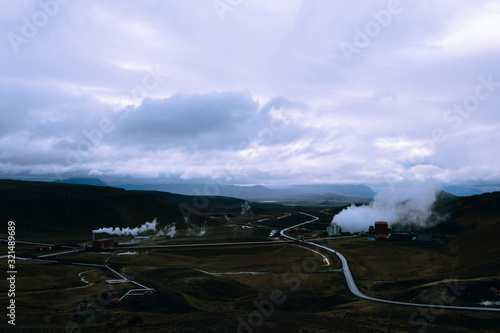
[93,218,159,236]
[93,218,176,238]
[241,201,253,217]
[332,181,440,232]
[185,223,208,236]
[157,223,176,238]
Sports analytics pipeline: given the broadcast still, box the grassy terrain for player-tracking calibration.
[316,192,500,308]
[2,182,500,332]
[1,239,346,330]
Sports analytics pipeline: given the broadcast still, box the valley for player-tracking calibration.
[1,180,500,332]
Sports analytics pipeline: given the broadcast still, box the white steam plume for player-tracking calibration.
[186,224,208,237]
[93,218,159,236]
[241,201,253,217]
[157,223,176,238]
[332,181,440,232]
[93,218,176,238]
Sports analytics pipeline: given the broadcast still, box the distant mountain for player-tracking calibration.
[117,183,275,198]
[442,185,483,197]
[288,184,375,198]
[114,183,376,201]
[115,184,279,199]
[54,177,108,187]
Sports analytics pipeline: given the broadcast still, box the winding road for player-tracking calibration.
[7,212,499,312]
[281,212,500,312]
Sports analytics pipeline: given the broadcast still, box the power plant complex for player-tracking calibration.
[327,219,434,242]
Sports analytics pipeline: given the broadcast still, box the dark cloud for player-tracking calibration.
[111,92,306,153]
[121,91,257,137]
[1,0,500,185]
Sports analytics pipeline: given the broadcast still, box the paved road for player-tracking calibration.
[8,212,500,312]
[281,212,500,312]
[116,239,294,250]
[0,239,54,246]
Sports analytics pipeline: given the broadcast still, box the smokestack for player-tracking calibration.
[92,231,95,241]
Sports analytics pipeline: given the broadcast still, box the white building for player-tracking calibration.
[326,222,341,236]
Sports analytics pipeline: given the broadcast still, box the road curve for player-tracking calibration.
[281,212,500,312]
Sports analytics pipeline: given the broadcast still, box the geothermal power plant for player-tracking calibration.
[327,220,434,242]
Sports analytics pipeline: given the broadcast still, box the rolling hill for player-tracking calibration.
[0,179,284,233]
[54,177,109,187]
[432,191,500,277]
[114,182,376,200]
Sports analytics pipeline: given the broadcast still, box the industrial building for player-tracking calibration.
[327,223,342,236]
[92,238,118,250]
[389,233,412,242]
[328,219,435,242]
[382,225,434,242]
[415,232,433,242]
[374,221,389,241]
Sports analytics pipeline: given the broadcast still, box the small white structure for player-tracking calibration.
[327,222,341,236]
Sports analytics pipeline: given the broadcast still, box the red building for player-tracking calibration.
[374,221,389,241]
[92,238,118,250]
[290,227,308,233]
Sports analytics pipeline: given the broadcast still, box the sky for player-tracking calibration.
[1,0,500,187]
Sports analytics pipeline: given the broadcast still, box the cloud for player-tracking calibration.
[118,91,259,145]
[0,0,499,186]
[332,180,441,232]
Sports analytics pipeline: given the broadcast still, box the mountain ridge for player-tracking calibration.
[112,182,376,200]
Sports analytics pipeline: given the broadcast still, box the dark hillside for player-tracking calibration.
[432,191,500,276]
[150,190,288,215]
[0,180,287,234]
[0,180,196,232]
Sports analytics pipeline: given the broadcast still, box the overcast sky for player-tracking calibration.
[1,0,500,186]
